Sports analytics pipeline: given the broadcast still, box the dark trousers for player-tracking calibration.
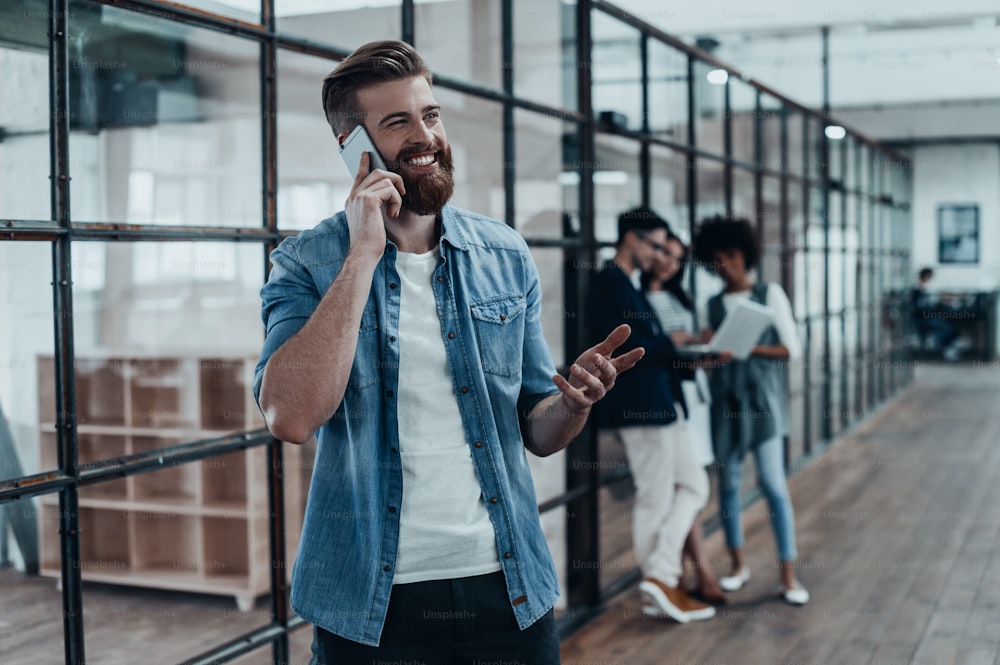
[309,571,560,665]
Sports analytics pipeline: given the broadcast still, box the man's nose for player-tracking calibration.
[406,122,436,147]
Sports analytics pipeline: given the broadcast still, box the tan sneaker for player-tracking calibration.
[639,577,716,623]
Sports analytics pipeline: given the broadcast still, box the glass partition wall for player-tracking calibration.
[0,1,912,662]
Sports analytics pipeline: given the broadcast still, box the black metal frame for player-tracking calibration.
[0,1,913,662]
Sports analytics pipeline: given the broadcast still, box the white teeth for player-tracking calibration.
[408,155,435,166]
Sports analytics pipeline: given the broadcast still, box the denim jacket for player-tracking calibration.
[254,205,561,646]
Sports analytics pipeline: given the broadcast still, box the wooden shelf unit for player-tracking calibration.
[36,354,310,611]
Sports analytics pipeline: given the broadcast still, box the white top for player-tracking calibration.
[721,283,802,361]
[646,290,695,333]
[392,247,501,584]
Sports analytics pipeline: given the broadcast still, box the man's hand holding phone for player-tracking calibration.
[343,150,405,263]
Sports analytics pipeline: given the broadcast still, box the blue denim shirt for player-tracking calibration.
[254,205,561,647]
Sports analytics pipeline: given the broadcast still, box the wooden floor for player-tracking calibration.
[561,363,1000,665]
[2,363,999,664]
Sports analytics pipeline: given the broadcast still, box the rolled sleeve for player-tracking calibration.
[253,237,322,405]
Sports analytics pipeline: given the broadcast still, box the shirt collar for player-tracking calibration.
[439,205,470,252]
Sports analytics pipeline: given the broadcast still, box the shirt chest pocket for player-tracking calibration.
[470,294,526,377]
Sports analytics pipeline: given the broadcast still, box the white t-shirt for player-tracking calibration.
[392,247,501,584]
[720,283,802,360]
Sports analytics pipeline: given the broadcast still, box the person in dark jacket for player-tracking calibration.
[911,267,960,360]
[587,207,715,623]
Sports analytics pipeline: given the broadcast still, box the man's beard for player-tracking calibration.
[386,143,455,216]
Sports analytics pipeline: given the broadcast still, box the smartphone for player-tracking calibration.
[339,124,388,179]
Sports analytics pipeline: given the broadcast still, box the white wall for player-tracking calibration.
[910,142,1000,348]
[911,143,1000,286]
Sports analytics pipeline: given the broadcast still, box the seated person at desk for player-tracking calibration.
[911,267,960,361]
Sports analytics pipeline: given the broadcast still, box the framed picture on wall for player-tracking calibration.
[937,204,979,264]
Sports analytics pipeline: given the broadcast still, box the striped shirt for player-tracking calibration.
[647,290,694,333]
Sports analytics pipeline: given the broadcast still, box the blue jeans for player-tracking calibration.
[309,571,560,665]
[718,435,797,562]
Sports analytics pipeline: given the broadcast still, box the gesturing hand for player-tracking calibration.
[552,324,644,414]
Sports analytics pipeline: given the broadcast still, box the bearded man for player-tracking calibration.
[254,40,642,664]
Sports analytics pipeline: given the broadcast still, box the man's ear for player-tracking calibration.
[336,131,348,149]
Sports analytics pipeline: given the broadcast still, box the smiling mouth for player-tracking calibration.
[405,153,437,167]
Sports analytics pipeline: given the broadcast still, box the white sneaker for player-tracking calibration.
[719,567,751,592]
[782,584,810,605]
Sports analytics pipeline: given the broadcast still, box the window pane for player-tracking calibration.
[759,176,783,285]
[786,111,805,178]
[72,241,264,445]
[593,134,640,244]
[592,11,641,130]
[650,146,689,240]
[417,0,501,91]
[0,12,50,221]
[760,95,784,173]
[693,61,725,157]
[729,78,757,165]
[1,242,56,486]
[68,4,262,227]
[731,167,755,221]
[276,2,401,50]
[435,89,504,220]
[171,0,259,22]
[514,110,573,238]
[647,40,688,141]
[277,50,345,231]
[694,157,725,220]
[514,0,576,111]
[598,431,635,591]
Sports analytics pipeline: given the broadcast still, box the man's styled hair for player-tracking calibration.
[692,215,760,272]
[616,206,671,247]
[918,267,934,281]
[321,40,432,136]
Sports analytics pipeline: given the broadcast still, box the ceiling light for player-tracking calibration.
[707,69,729,85]
[825,125,847,140]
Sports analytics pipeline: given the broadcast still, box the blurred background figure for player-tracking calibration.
[587,207,715,623]
[911,267,961,361]
[642,231,726,605]
[692,216,809,606]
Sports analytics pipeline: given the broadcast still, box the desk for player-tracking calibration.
[934,290,998,361]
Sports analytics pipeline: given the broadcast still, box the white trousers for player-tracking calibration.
[616,420,710,586]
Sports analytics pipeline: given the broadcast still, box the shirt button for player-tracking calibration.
[460,386,469,394]
[447,332,455,339]
[499,314,506,321]
[390,335,396,342]
[474,441,483,448]
[436,275,444,282]
[388,506,396,514]
[390,447,398,454]
[387,390,394,397]
[383,564,391,572]
[389,283,397,290]
[503,552,512,559]
[490,497,498,504]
